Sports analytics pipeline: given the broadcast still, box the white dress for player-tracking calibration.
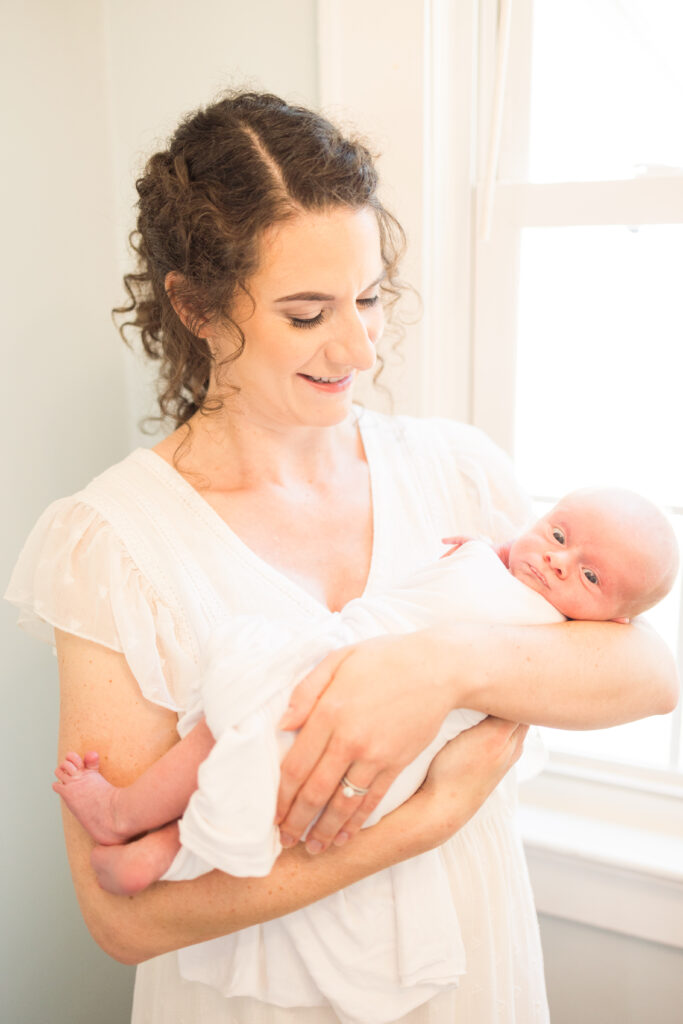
[5,408,550,1024]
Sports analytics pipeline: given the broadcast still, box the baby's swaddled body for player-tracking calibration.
[158,542,563,1024]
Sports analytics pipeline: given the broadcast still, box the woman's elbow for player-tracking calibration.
[656,666,680,716]
[633,621,680,716]
[86,912,151,966]
[80,889,169,965]
[648,641,680,716]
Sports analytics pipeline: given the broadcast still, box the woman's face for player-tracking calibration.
[211,205,385,428]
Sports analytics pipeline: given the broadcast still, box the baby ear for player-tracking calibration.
[611,616,630,624]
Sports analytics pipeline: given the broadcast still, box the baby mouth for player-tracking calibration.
[528,564,549,588]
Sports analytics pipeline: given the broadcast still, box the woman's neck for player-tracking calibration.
[155,405,362,491]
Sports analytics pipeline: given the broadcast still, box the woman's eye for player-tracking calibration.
[583,569,599,585]
[552,528,565,544]
[358,295,380,308]
[289,311,325,330]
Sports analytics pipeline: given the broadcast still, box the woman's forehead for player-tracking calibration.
[256,207,383,291]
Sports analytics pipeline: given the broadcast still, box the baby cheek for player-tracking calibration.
[550,586,595,620]
[566,591,619,622]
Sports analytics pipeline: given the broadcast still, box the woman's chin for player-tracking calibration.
[292,377,357,424]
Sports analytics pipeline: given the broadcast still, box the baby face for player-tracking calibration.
[507,491,664,621]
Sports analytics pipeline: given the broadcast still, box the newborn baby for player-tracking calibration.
[53,486,678,1024]
[444,486,677,622]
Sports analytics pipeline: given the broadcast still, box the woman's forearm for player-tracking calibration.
[275,618,678,846]
[69,792,428,964]
[73,712,526,965]
[427,618,679,729]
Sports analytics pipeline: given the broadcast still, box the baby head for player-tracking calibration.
[508,488,679,621]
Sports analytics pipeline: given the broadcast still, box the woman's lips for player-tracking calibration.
[298,373,353,392]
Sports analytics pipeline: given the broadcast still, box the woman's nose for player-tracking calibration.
[327,309,378,372]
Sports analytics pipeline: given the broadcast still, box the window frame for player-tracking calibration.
[317,0,683,947]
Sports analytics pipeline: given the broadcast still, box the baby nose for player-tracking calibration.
[544,550,568,578]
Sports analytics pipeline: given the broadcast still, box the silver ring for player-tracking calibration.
[340,775,370,798]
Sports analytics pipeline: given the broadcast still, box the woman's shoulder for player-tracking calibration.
[357,407,533,537]
[50,446,194,565]
[5,449,196,711]
[356,406,509,466]
[76,446,164,509]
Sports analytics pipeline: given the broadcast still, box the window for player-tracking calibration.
[472,0,683,779]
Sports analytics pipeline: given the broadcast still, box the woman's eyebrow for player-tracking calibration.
[274,272,386,304]
[274,290,335,303]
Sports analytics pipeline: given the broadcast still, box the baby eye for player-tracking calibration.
[552,528,565,544]
[289,311,326,330]
[583,569,599,585]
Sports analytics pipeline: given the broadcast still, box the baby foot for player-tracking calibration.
[52,752,130,845]
[90,822,181,895]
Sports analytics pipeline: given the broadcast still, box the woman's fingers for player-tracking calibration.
[511,723,529,766]
[425,716,527,792]
[275,718,334,828]
[276,649,357,826]
[397,718,530,850]
[278,750,353,845]
[299,764,396,853]
[323,767,399,846]
[278,648,353,732]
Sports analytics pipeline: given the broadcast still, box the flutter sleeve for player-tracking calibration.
[441,420,535,542]
[4,497,194,712]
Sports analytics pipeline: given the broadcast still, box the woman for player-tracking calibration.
[6,92,676,1023]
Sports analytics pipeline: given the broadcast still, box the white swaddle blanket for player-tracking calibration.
[161,542,564,1024]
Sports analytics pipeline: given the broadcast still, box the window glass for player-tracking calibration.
[514,224,683,506]
[513,225,683,769]
[528,0,683,181]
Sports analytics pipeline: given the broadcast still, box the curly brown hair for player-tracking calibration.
[113,91,408,429]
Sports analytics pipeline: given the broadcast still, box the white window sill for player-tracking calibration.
[519,763,683,949]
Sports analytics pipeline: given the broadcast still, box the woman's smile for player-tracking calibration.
[297,371,355,392]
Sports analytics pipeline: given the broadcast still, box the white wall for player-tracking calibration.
[103,0,320,446]
[1,2,133,1020]
[540,914,683,1024]
[1,2,317,1021]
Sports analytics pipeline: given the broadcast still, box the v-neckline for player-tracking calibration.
[133,409,382,616]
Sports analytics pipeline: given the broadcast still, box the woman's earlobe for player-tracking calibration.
[165,271,188,324]
[165,271,207,336]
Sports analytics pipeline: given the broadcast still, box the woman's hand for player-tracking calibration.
[412,717,528,847]
[276,632,458,852]
[276,614,679,854]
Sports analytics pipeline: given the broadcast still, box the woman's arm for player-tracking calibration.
[55,629,524,965]
[276,618,679,848]
[429,616,678,726]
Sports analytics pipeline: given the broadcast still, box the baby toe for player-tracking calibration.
[65,752,84,771]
